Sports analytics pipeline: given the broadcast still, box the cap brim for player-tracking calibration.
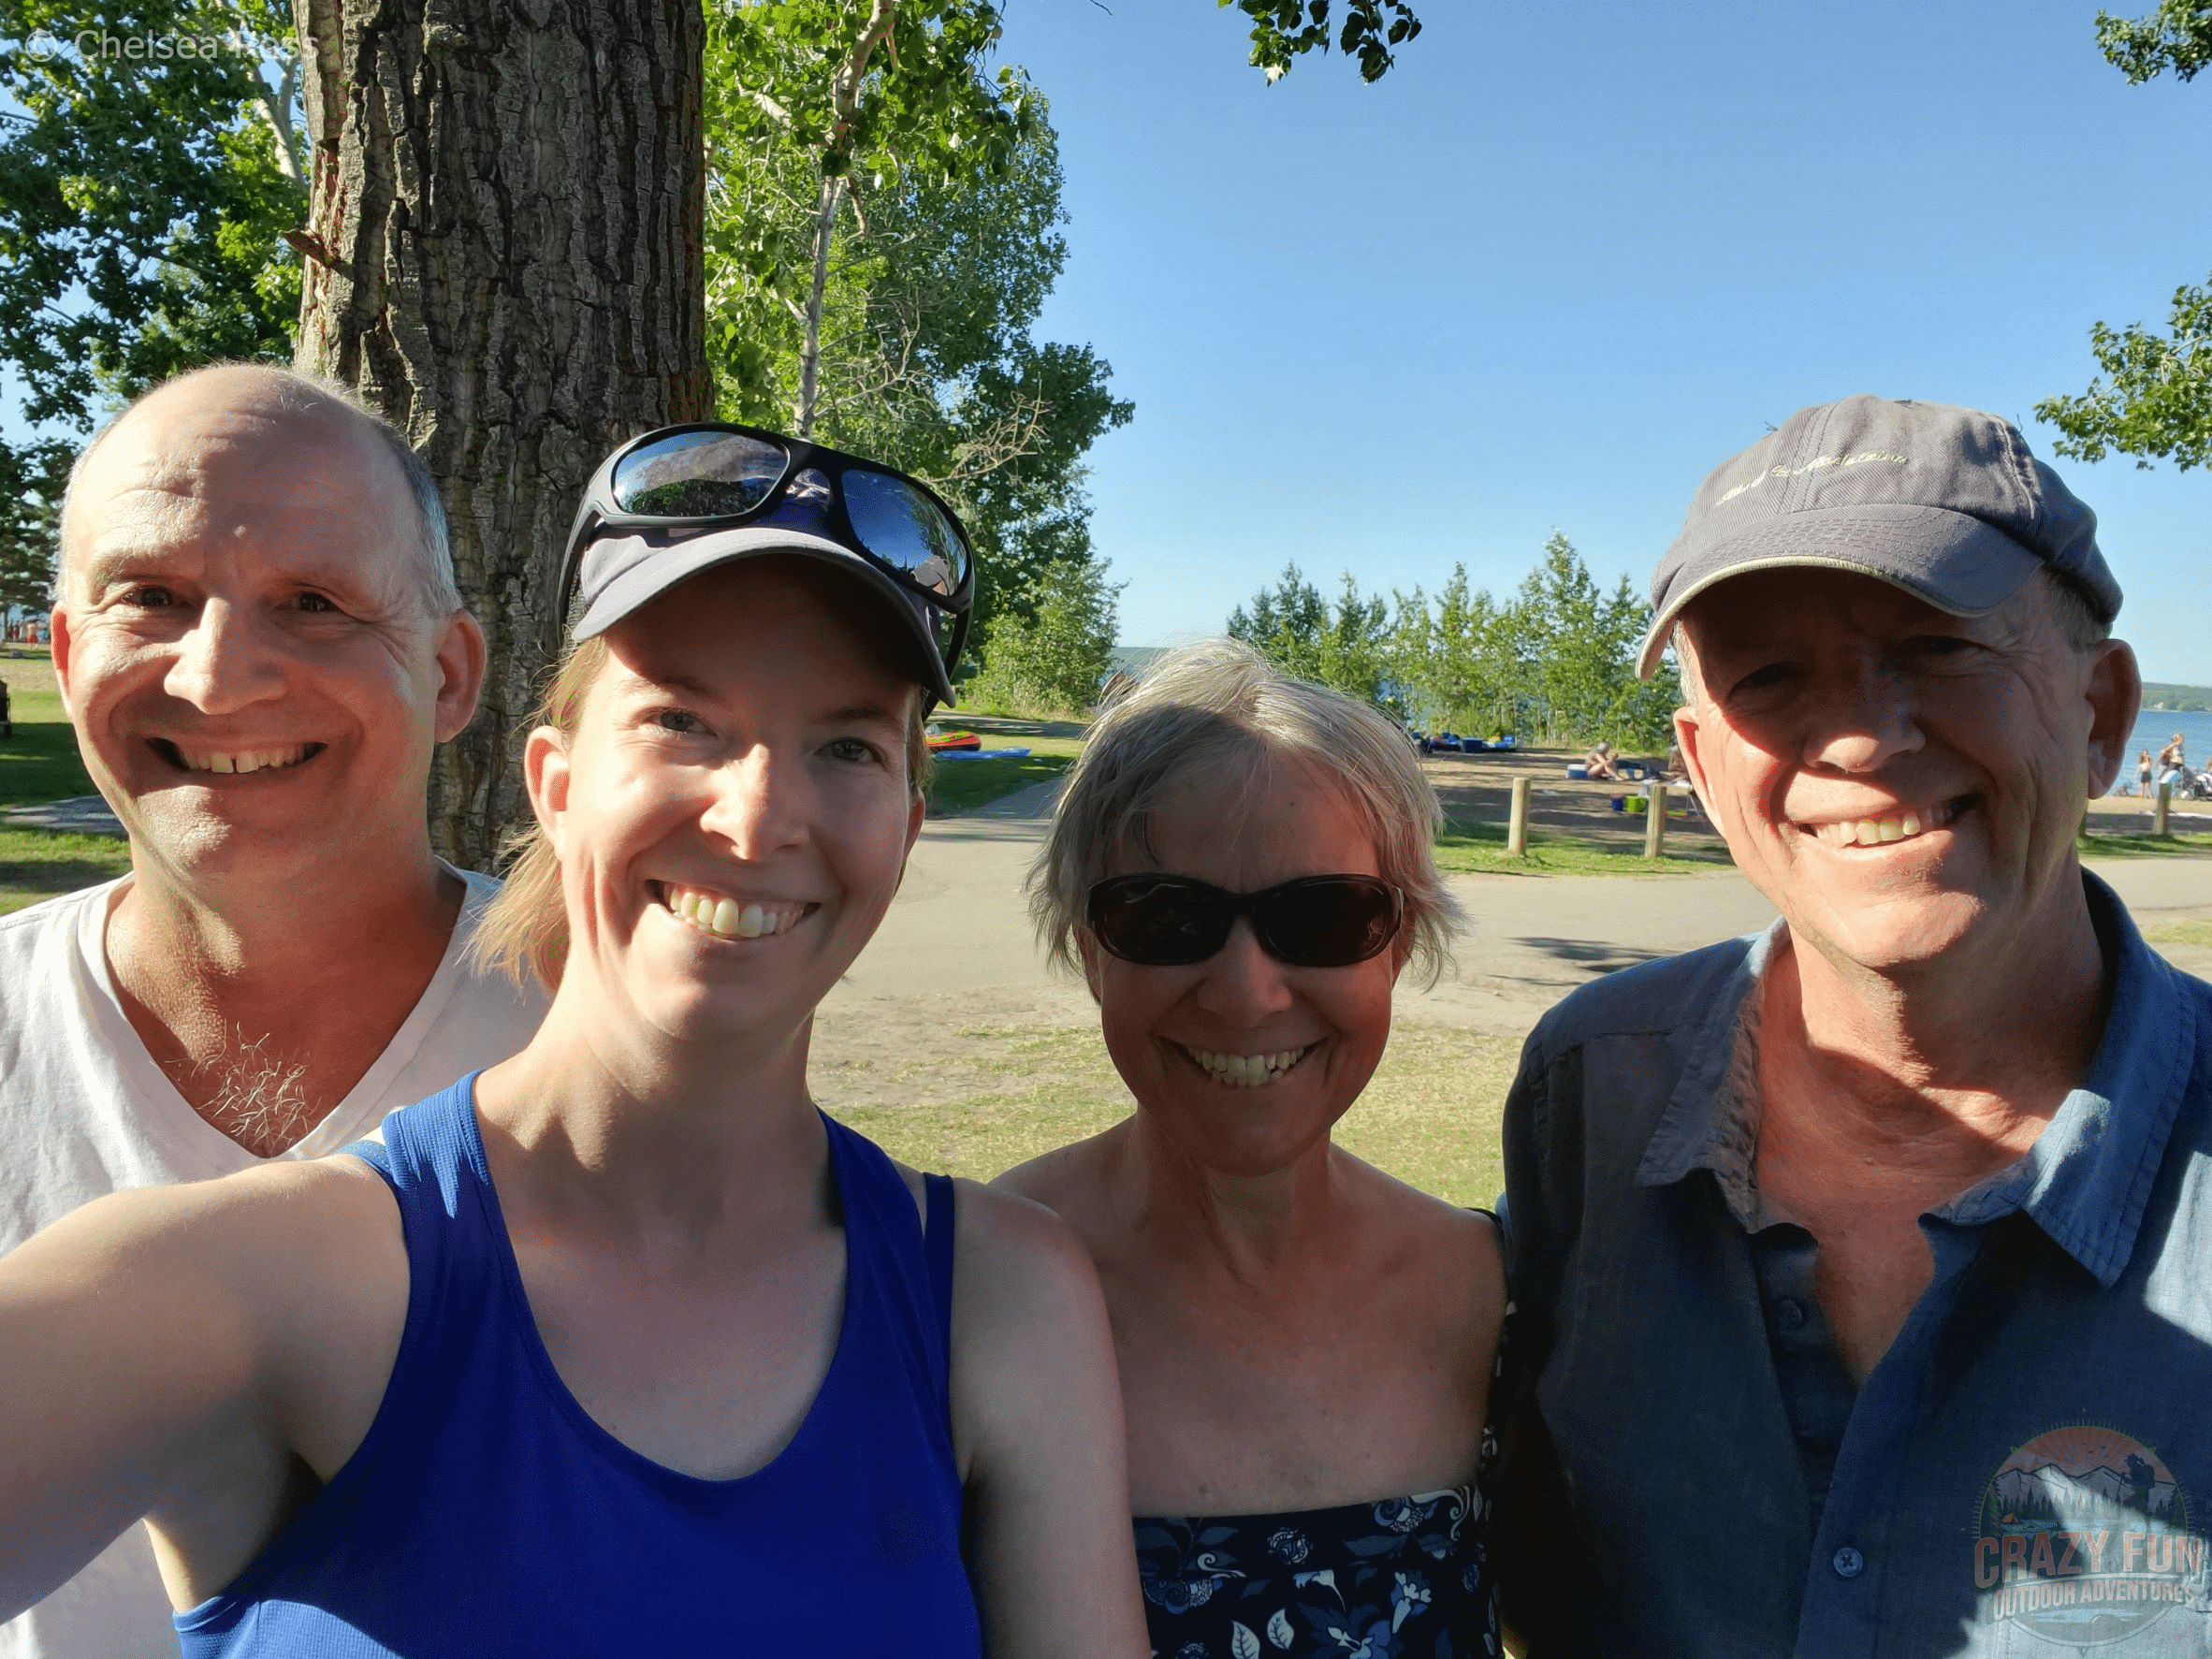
[573,524,955,706]
[1635,503,2044,678]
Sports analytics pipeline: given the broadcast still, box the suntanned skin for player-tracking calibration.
[1000,757,1502,1516]
[51,365,487,1154]
[1673,570,2139,1380]
[0,561,1146,1658]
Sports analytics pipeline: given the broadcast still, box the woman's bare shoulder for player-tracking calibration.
[989,1124,1125,1216]
[1331,1151,1506,1297]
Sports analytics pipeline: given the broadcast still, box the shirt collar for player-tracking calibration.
[1634,871,2199,1289]
[1634,919,1778,1193]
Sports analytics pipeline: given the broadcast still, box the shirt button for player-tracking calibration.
[1833,1547,1865,1579]
[1775,1298,1807,1332]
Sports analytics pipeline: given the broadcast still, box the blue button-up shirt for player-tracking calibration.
[1493,873,2212,1656]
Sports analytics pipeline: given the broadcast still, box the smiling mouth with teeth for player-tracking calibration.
[1179,1043,1317,1088]
[153,740,322,776]
[661,883,808,941]
[1801,798,1964,849]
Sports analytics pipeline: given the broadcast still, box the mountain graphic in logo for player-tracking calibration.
[1992,1461,2177,1521]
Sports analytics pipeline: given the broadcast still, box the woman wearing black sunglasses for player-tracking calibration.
[1000,640,1508,1658]
[0,425,1146,1657]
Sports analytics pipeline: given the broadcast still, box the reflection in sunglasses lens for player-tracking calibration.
[843,470,966,596]
[615,432,786,517]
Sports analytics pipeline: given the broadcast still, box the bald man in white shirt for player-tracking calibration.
[0,364,547,1657]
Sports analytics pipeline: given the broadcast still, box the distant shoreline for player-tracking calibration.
[2142,683,2212,714]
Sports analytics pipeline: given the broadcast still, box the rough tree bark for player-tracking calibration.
[291,0,711,868]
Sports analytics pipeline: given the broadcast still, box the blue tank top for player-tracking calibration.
[175,1075,982,1656]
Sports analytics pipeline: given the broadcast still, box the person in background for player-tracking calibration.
[0,421,1144,1656]
[0,364,546,1659]
[2132,746,2152,796]
[1581,739,1620,779]
[1002,640,1505,1659]
[1491,395,2212,1655]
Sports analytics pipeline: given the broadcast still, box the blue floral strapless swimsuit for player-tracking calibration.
[1133,1211,1505,1658]
[1134,1485,1496,1659]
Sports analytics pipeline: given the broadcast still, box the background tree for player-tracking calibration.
[1228,562,1330,683]
[1230,538,1680,750]
[705,4,1131,706]
[0,0,1419,858]
[2036,1,2212,472]
[0,436,65,631]
[0,0,302,531]
[290,0,710,864]
[1229,0,1422,82]
[961,550,1119,715]
[704,0,1035,437]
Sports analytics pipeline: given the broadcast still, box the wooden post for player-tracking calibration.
[1644,782,1668,860]
[2156,781,2173,837]
[1506,777,1532,857]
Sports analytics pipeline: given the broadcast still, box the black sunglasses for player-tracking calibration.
[1085,874,1404,968]
[553,422,976,668]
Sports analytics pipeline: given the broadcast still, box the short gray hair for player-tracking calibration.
[1031,639,1463,988]
[56,363,460,616]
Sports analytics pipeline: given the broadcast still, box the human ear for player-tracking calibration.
[430,608,488,743]
[1673,703,1719,828]
[50,604,79,720]
[1076,927,1106,1006]
[2083,638,2142,799]
[523,725,573,854]
[895,787,926,893]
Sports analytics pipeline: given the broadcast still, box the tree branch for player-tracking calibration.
[827,0,898,156]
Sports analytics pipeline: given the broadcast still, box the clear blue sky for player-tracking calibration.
[994,0,2212,681]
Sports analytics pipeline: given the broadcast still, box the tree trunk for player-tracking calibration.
[292,0,711,869]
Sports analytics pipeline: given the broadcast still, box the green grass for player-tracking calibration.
[924,751,1075,813]
[1433,817,1732,877]
[924,732,1084,814]
[0,693,94,808]
[821,1020,1516,1207]
[2080,831,2212,860]
[2146,919,2212,951]
[0,824,131,915]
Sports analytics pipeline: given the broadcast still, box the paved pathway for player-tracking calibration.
[4,794,124,837]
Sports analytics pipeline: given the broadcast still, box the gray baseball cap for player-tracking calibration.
[570,468,957,706]
[1636,395,2120,678]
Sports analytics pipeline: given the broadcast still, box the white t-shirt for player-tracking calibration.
[0,869,549,1659]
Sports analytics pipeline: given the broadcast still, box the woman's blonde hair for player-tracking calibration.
[473,633,932,991]
[1031,639,1463,988]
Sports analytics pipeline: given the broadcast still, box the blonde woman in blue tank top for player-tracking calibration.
[0,426,1147,1657]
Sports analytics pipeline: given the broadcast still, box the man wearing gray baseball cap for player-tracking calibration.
[1492,396,2212,1654]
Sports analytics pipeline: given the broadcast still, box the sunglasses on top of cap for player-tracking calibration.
[1085,874,1404,969]
[556,421,976,652]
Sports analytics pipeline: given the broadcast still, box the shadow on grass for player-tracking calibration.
[0,825,132,915]
[0,711,95,808]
